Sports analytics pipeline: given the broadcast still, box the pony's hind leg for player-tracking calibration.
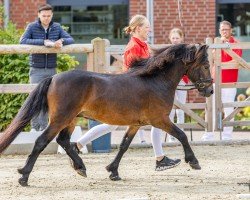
[56,125,87,177]
[167,123,201,169]
[106,126,139,181]
[17,126,59,186]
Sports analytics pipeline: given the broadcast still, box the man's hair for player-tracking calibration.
[220,20,232,28]
[38,4,53,13]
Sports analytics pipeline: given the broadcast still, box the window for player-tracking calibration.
[217,2,250,90]
[217,3,250,38]
[53,4,129,44]
[50,2,129,69]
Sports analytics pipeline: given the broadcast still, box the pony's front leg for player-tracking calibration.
[168,124,201,169]
[106,126,139,181]
[17,126,58,186]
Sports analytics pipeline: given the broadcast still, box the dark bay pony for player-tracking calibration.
[0,44,213,186]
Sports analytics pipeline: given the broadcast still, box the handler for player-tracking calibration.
[72,15,181,171]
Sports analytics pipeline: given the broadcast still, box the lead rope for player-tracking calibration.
[187,88,193,141]
[177,0,183,28]
[177,0,195,92]
[178,0,193,140]
[164,0,193,142]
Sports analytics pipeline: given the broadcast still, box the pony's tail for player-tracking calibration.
[0,77,53,154]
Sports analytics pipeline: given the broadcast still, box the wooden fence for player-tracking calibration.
[0,38,249,133]
[212,38,250,135]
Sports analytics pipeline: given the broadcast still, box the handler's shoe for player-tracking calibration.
[168,135,177,143]
[155,156,181,171]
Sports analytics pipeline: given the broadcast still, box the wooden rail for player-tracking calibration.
[1,38,250,132]
[0,44,93,54]
[0,84,36,93]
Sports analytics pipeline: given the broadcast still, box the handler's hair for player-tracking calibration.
[124,14,148,35]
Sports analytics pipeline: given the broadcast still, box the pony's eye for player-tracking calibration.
[204,65,209,69]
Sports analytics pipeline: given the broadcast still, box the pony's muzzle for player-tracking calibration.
[204,86,213,97]
[198,85,213,97]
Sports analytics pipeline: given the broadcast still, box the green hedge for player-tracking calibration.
[0,22,79,131]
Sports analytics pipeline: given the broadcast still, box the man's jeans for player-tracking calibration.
[29,67,56,131]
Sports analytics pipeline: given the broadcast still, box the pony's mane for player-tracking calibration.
[127,43,202,76]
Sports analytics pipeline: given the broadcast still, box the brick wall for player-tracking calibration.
[6,0,216,103]
[130,0,216,43]
[130,0,216,102]
[10,0,46,29]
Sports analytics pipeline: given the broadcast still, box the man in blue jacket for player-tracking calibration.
[20,4,74,132]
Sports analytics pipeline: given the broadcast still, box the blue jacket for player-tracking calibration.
[20,19,74,68]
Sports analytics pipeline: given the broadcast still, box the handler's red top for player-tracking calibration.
[123,36,189,84]
[221,36,242,83]
[123,36,150,70]
[182,75,189,84]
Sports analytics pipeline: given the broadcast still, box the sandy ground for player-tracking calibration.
[0,145,249,200]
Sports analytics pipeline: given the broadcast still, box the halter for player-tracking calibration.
[179,62,213,91]
[177,78,213,91]
[194,78,213,90]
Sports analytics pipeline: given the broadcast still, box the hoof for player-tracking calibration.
[109,174,121,181]
[76,168,87,177]
[189,162,201,170]
[18,177,28,187]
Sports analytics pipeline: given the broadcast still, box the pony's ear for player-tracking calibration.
[183,44,208,64]
[198,44,209,52]
[182,45,196,64]
[194,44,208,59]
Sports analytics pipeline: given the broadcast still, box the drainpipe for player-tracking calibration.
[146,0,154,44]
[4,0,10,29]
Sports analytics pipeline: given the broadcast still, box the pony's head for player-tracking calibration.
[184,44,213,97]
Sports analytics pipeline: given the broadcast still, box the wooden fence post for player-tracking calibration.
[104,39,111,68]
[214,37,223,137]
[91,37,106,73]
[205,37,213,133]
[87,52,94,72]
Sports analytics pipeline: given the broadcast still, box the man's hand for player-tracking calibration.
[54,39,63,48]
[220,36,229,43]
[44,39,55,47]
